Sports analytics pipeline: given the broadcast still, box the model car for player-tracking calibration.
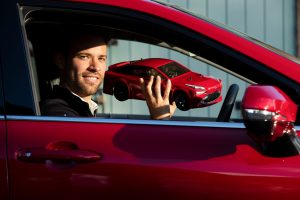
[103,58,222,111]
[2,0,300,200]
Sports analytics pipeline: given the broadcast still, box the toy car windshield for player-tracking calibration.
[158,62,190,78]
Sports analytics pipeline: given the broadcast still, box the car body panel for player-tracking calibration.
[6,116,300,200]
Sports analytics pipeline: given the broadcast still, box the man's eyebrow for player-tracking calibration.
[76,52,90,55]
[76,52,106,57]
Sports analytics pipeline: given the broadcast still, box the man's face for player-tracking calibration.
[62,35,107,100]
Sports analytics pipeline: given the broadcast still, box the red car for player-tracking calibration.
[103,58,222,111]
[2,0,300,200]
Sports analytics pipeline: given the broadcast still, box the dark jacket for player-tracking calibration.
[40,85,95,117]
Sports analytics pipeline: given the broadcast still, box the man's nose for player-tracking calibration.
[89,57,101,71]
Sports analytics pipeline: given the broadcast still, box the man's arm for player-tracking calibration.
[140,76,176,120]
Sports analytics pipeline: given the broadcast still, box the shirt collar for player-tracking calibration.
[71,92,98,115]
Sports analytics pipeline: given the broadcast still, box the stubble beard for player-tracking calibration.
[76,78,102,97]
[65,74,102,98]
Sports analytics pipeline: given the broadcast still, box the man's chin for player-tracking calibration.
[78,86,99,96]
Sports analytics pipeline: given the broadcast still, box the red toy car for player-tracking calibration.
[103,58,222,111]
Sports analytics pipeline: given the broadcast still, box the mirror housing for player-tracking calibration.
[242,85,300,157]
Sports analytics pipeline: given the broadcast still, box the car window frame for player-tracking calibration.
[20,2,300,123]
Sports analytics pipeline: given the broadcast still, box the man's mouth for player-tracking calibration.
[83,74,100,84]
[85,76,98,80]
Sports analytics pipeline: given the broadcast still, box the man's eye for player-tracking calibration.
[79,55,89,60]
[99,57,106,62]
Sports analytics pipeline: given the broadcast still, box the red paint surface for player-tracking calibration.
[7,119,300,200]
[0,120,8,200]
[242,85,298,121]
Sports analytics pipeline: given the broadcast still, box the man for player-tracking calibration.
[41,33,176,119]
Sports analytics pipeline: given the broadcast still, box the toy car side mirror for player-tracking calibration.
[241,85,300,157]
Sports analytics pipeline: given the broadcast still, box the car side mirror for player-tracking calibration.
[241,85,300,157]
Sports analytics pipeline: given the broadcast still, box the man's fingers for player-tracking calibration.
[154,76,162,99]
[141,76,153,98]
[163,79,171,99]
[170,101,177,117]
[139,77,145,93]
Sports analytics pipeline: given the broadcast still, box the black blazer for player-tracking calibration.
[40,85,95,117]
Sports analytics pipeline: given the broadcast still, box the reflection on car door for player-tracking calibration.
[6,117,300,200]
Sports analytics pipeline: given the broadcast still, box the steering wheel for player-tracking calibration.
[216,84,239,122]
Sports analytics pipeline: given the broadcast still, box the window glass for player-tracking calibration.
[24,8,251,122]
[106,40,248,121]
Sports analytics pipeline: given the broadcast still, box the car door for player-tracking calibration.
[5,1,300,200]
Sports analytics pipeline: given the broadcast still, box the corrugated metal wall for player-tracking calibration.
[101,0,296,120]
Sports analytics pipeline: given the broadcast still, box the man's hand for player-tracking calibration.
[140,76,176,120]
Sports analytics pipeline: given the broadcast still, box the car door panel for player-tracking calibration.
[7,117,300,200]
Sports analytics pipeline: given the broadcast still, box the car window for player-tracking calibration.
[132,67,145,77]
[23,7,251,122]
[22,6,288,122]
[108,39,248,121]
[115,66,145,77]
[158,62,190,78]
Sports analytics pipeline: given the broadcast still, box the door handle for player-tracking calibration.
[16,141,102,164]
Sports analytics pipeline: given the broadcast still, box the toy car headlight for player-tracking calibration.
[185,84,206,94]
[185,84,205,90]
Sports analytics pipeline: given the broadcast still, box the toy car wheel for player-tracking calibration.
[174,91,190,111]
[114,82,129,101]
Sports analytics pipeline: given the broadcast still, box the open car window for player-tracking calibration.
[22,6,275,122]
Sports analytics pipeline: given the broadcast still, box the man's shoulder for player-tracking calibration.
[40,85,93,117]
[40,97,80,117]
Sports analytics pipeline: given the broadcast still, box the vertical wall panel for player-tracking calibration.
[265,0,284,50]
[227,0,246,31]
[245,0,265,42]
[207,0,227,23]
[168,0,187,8]
[188,0,207,15]
[284,0,296,54]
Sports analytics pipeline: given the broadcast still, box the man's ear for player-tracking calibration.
[54,53,66,70]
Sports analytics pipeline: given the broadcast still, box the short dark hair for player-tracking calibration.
[56,26,109,56]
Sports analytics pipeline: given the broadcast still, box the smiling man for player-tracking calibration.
[41,33,176,119]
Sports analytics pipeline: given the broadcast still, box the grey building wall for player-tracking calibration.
[100,0,296,120]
